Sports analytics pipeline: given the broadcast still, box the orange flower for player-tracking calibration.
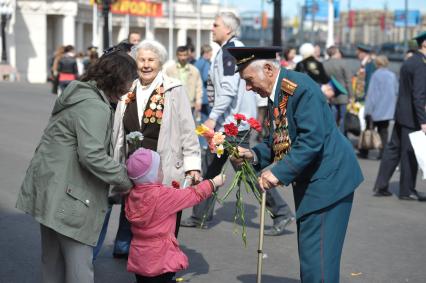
[155,111,163,118]
[212,132,225,145]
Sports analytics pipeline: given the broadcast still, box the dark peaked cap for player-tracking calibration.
[227,46,282,71]
[413,31,426,46]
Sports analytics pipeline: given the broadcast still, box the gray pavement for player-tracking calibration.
[1,81,426,283]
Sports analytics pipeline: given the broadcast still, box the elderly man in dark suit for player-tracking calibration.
[228,46,364,282]
[373,31,426,200]
[323,46,353,134]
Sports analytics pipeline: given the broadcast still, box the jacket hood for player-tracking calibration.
[125,184,162,227]
[52,81,109,115]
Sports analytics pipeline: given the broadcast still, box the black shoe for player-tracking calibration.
[373,188,392,197]
[264,217,295,236]
[180,218,209,229]
[112,252,128,259]
[398,195,417,201]
[414,191,426,202]
[357,152,368,159]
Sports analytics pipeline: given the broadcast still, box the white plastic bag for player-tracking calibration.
[409,131,426,180]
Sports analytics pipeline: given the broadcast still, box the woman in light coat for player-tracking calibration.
[364,55,398,159]
[16,51,139,283]
[110,39,202,257]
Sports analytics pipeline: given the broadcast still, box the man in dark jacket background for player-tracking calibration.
[373,31,426,200]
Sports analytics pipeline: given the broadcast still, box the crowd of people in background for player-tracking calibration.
[28,9,425,282]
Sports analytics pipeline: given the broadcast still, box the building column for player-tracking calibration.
[146,17,155,40]
[76,21,84,52]
[177,27,187,47]
[62,14,75,46]
[14,11,47,82]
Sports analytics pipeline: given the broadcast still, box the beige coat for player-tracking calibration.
[112,75,201,185]
[164,62,202,109]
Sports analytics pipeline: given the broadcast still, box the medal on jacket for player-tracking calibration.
[272,78,297,162]
[142,86,165,125]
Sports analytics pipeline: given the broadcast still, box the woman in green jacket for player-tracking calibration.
[16,51,138,283]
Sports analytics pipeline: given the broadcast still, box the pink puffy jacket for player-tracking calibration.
[125,180,214,277]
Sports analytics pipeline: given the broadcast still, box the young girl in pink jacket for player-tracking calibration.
[125,148,225,283]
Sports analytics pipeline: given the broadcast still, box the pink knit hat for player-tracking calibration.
[126,148,161,184]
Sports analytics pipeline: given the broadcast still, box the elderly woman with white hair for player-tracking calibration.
[110,39,202,258]
[295,42,330,85]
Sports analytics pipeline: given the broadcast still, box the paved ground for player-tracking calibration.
[1,81,426,283]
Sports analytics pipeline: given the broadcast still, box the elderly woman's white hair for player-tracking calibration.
[217,11,240,37]
[131,39,168,66]
[299,43,315,59]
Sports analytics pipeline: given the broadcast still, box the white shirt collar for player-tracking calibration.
[269,69,281,103]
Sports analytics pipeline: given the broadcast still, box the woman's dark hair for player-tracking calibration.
[80,51,138,100]
[283,47,296,61]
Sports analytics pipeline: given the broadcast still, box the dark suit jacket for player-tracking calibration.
[394,51,426,129]
[253,68,363,219]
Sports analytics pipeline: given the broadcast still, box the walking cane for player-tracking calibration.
[256,191,267,283]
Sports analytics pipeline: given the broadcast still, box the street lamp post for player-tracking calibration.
[102,0,112,50]
[0,0,13,64]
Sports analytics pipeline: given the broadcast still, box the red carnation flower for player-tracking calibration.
[233,113,247,124]
[224,122,239,137]
[248,118,262,133]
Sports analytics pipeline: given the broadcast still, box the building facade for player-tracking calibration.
[3,0,224,83]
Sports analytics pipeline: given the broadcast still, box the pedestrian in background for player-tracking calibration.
[125,148,225,283]
[180,11,259,228]
[49,45,65,95]
[57,45,78,93]
[280,46,297,70]
[16,51,139,283]
[295,43,330,85]
[372,32,426,200]
[164,46,203,115]
[194,44,213,121]
[324,46,353,134]
[364,55,398,159]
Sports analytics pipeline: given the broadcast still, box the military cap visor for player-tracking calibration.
[329,76,348,96]
[356,44,372,53]
[227,46,282,71]
[413,31,426,46]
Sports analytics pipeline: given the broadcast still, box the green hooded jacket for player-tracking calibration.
[16,81,132,246]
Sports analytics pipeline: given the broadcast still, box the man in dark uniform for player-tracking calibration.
[228,46,364,282]
[372,31,426,200]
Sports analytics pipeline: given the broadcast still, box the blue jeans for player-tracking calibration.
[92,204,112,262]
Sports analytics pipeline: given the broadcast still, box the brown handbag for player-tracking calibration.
[358,129,383,150]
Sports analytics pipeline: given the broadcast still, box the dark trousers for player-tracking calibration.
[135,272,175,283]
[113,200,133,255]
[374,122,418,196]
[191,131,293,223]
[359,120,389,158]
[297,193,354,283]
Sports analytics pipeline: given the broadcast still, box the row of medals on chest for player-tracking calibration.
[142,88,164,125]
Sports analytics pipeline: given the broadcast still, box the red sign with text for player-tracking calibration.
[111,0,163,17]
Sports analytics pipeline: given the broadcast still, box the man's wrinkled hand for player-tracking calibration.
[230,146,254,167]
[258,170,280,191]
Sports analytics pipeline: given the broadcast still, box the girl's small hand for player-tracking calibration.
[212,174,226,188]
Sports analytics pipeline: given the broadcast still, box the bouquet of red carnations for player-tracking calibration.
[195,114,264,245]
